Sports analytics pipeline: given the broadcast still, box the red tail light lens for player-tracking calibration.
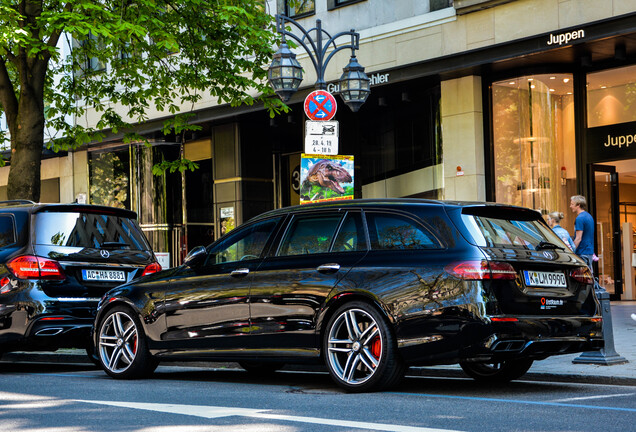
[142,262,162,276]
[445,260,517,280]
[6,256,65,280]
[569,267,593,284]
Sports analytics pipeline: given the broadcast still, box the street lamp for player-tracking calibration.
[267,14,370,112]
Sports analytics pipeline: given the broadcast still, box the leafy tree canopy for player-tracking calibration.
[0,0,286,200]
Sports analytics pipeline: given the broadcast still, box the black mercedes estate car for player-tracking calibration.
[94,199,602,392]
[0,201,160,360]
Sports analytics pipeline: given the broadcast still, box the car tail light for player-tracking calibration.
[445,260,517,280]
[142,262,162,276]
[6,256,65,280]
[569,267,593,284]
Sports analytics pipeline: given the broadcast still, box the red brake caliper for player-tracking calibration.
[371,336,381,359]
[133,336,138,354]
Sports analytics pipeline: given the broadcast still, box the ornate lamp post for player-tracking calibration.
[267,14,370,112]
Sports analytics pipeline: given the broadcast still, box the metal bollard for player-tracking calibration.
[573,284,628,365]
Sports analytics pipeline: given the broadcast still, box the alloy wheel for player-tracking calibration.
[99,311,138,374]
[327,308,383,385]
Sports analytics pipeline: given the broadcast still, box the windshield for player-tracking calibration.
[461,212,567,250]
[34,212,150,250]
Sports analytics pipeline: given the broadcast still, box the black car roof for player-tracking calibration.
[248,198,535,221]
[0,201,137,219]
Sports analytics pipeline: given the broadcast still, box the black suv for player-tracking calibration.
[0,200,160,360]
[93,199,602,392]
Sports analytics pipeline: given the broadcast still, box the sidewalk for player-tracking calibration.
[3,302,636,385]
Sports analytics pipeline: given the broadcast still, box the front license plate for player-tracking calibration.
[82,269,126,282]
[523,270,567,288]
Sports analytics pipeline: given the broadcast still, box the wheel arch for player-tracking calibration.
[317,291,395,355]
[93,298,142,347]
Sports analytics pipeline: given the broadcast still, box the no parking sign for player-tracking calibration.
[304,90,337,121]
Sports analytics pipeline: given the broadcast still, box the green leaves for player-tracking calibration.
[1,0,285,182]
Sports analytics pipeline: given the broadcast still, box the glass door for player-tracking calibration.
[590,164,622,298]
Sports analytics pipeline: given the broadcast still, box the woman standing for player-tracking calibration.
[547,211,575,251]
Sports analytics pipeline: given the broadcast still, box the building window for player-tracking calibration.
[587,64,636,128]
[84,32,106,73]
[285,0,315,18]
[491,74,577,225]
[327,0,366,10]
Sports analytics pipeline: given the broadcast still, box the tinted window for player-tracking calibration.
[332,212,367,252]
[461,213,564,250]
[367,212,440,250]
[0,215,15,247]
[34,212,149,250]
[207,218,280,265]
[278,214,342,256]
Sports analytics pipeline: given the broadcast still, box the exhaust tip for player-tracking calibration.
[35,328,64,336]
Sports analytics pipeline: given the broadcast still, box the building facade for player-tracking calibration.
[2,0,636,299]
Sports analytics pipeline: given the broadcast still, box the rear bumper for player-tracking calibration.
[398,315,603,365]
[0,286,98,352]
[463,316,604,362]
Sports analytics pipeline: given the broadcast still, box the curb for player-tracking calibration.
[3,352,636,387]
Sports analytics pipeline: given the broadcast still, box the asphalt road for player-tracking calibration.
[1,362,635,432]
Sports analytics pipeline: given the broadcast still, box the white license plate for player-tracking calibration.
[82,269,126,282]
[523,270,567,288]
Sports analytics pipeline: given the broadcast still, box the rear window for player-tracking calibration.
[366,212,441,250]
[34,212,150,250]
[460,207,565,249]
[0,215,16,247]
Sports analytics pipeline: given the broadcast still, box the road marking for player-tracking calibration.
[387,392,636,413]
[77,400,463,432]
[551,393,636,402]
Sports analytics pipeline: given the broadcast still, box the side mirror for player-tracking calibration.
[183,245,207,267]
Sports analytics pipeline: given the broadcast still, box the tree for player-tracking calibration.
[0,0,285,201]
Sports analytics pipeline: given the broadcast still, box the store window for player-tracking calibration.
[491,74,577,227]
[89,147,131,209]
[587,64,636,128]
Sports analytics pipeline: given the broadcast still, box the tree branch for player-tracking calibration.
[0,56,19,124]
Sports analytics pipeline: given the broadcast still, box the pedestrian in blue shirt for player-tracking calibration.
[570,195,595,274]
[547,211,575,251]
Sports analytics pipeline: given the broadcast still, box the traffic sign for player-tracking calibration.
[305,120,339,155]
[304,90,337,121]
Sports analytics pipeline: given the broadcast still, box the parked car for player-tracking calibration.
[93,199,602,392]
[0,200,161,361]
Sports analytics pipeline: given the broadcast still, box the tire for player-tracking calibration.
[239,361,285,374]
[460,359,534,383]
[324,301,405,392]
[97,306,158,379]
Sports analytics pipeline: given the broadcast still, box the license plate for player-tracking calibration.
[82,269,126,282]
[523,270,567,288]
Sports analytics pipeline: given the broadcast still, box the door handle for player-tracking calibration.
[317,263,340,273]
[230,268,250,277]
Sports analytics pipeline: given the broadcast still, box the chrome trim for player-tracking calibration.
[397,335,443,348]
[58,261,145,268]
[35,328,64,336]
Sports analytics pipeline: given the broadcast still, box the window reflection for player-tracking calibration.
[491,74,577,232]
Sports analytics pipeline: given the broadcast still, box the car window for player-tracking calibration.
[34,212,150,250]
[366,212,440,250]
[207,218,280,265]
[0,215,16,247]
[461,212,564,250]
[278,214,343,256]
[331,212,367,252]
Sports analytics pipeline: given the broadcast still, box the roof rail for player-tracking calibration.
[0,200,36,207]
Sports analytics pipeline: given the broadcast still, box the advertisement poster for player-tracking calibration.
[300,155,354,204]
[220,206,235,235]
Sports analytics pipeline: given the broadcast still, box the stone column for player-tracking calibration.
[441,76,486,201]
